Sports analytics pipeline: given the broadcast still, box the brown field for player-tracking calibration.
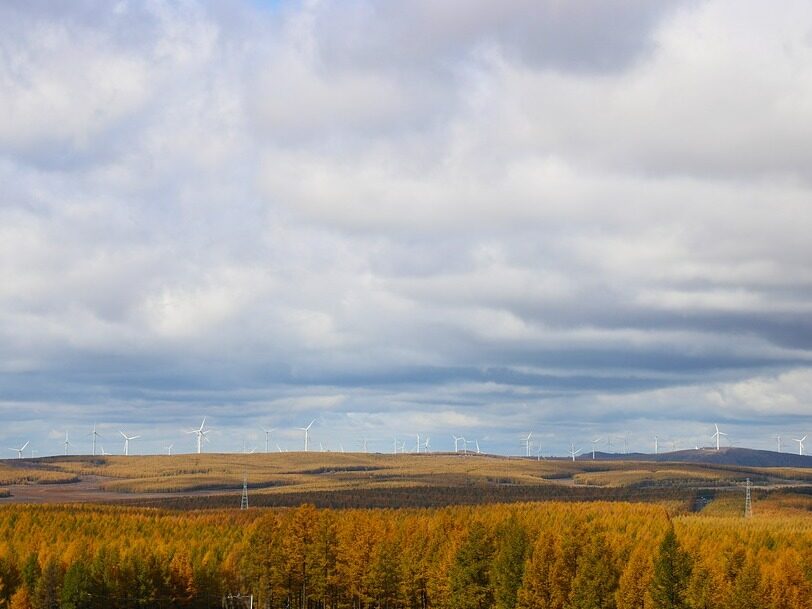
[0,452,809,512]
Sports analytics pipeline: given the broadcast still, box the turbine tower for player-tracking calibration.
[776,434,782,453]
[165,444,174,456]
[297,420,315,452]
[262,428,276,454]
[569,443,582,462]
[654,435,658,455]
[119,431,140,456]
[712,423,728,451]
[186,418,210,454]
[63,431,71,456]
[8,441,29,459]
[793,435,807,456]
[591,437,601,460]
[89,423,102,456]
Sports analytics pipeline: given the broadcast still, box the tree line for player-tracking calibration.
[0,502,809,609]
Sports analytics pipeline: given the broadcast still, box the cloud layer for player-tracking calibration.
[1,0,811,455]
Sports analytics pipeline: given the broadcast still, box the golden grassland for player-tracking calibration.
[572,466,744,488]
[0,462,79,485]
[2,452,809,499]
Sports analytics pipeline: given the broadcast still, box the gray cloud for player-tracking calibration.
[0,0,810,456]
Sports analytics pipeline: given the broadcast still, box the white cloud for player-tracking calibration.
[0,0,810,455]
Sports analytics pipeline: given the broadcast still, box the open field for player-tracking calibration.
[0,452,810,512]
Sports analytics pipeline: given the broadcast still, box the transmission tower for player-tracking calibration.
[744,477,752,518]
[240,473,249,510]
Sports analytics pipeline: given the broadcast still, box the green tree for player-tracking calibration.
[490,516,528,609]
[60,562,92,609]
[32,558,61,609]
[649,528,692,609]
[569,534,619,609]
[449,522,494,609]
[20,556,39,595]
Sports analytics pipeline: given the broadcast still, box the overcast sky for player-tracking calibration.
[1,0,811,456]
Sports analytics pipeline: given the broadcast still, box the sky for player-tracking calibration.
[1,0,811,457]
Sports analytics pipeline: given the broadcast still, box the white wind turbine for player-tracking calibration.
[262,428,276,454]
[298,420,315,452]
[119,431,140,456]
[186,418,210,454]
[654,435,659,455]
[8,441,29,459]
[712,423,728,451]
[793,435,807,456]
[165,444,174,456]
[569,443,582,462]
[591,437,602,460]
[521,432,533,457]
[452,435,464,453]
[423,436,431,453]
[776,435,782,453]
[89,423,102,456]
[63,431,71,456]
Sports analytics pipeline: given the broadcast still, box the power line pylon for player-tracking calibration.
[240,473,249,510]
[744,477,752,518]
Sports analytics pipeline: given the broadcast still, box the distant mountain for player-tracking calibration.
[588,447,812,468]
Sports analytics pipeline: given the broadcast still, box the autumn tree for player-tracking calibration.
[8,587,32,609]
[516,531,557,609]
[616,545,653,609]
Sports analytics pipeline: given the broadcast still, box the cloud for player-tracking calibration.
[0,0,810,455]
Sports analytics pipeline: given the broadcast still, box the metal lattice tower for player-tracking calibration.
[240,473,249,510]
[744,477,752,518]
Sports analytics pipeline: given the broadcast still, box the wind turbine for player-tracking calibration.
[100,446,110,456]
[297,420,315,452]
[8,441,29,459]
[262,428,276,454]
[186,418,210,454]
[654,435,659,455]
[89,423,102,456]
[793,435,807,456]
[591,437,602,460]
[165,444,174,456]
[119,431,140,456]
[452,435,464,453]
[415,434,421,454]
[474,439,481,454]
[423,436,431,453]
[569,443,582,462]
[63,431,71,456]
[776,435,782,453]
[522,432,533,457]
[712,423,728,451]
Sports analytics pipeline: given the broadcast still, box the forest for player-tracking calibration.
[0,500,810,609]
